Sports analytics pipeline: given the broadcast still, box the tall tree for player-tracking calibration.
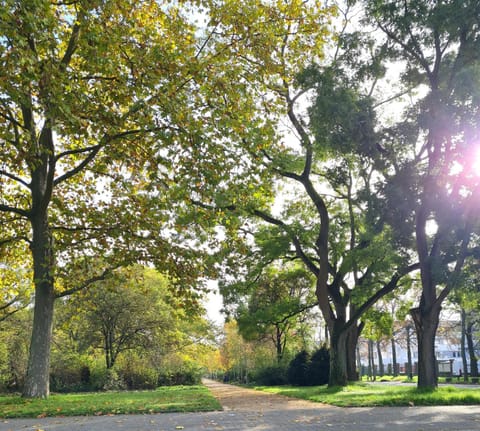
[209,1,421,386]
[364,0,480,388]
[0,0,238,397]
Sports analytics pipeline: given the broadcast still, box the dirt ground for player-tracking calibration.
[202,378,332,412]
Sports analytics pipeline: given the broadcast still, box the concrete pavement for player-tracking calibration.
[0,379,479,431]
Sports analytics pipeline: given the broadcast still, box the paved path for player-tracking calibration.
[1,379,480,431]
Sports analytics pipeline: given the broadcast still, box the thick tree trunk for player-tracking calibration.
[412,306,439,388]
[23,216,55,398]
[329,324,348,386]
[346,324,361,381]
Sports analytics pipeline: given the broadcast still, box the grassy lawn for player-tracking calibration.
[255,382,480,407]
[0,385,221,419]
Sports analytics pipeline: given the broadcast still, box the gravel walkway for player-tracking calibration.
[1,379,479,431]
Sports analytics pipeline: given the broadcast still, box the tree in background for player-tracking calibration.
[50,266,214,391]
[0,309,31,392]
[223,264,317,363]
[74,267,180,370]
[364,0,480,388]
[0,248,31,323]
[450,261,480,379]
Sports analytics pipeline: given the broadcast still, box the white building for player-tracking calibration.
[358,320,478,376]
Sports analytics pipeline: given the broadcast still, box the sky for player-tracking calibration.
[204,280,225,325]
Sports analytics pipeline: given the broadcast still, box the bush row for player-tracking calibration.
[249,346,330,386]
[49,361,203,393]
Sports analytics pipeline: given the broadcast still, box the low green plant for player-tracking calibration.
[255,382,480,407]
[0,385,221,419]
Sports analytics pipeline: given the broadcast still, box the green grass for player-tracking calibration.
[255,382,480,407]
[0,385,222,419]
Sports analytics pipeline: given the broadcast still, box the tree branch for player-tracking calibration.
[0,203,30,218]
[55,268,113,298]
[60,21,81,68]
[253,209,320,277]
[54,143,102,186]
[0,170,30,189]
[347,262,420,330]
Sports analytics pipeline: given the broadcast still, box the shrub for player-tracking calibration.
[50,354,93,393]
[120,362,158,390]
[102,368,127,391]
[287,350,310,386]
[157,363,202,386]
[308,346,330,386]
[252,364,288,386]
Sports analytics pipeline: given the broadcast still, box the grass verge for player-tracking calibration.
[255,382,480,407]
[0,385,222,419]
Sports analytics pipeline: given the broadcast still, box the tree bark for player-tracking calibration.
[346,323,361,381]
[22,215,55,398]
[329,323,348,386]
[391,337,398,376]
[411,306,439,388]
[376,340,384,377]
[275,325,283,363]
[368,339,376,381]
[466,321,479,378]
[460,309,468,382]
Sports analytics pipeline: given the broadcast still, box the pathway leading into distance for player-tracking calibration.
[1,379,479,431]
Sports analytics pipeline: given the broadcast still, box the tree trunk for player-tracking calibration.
[460,309,468,382]
[466,321,479,378]
[406,324,413,380]
[391,337,398,377]
[412,306,440,388]
[356,344,362,379]
[376,340,384,377]
[275,325,283,363]
[23,216,55,398]
[346,323,361,381]
[329,324,348,386]
[368,339,376,381]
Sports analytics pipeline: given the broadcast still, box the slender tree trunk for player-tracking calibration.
[356,344,362,380]
[368,339,376,381]
[466,321,479,378]
[376,340,384,377]
[23,215,55,398]
[460,309,468,382]
[391,337,398,377]
[275,325,283,363]
[406,324,413,380]
[412,306,439,388]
